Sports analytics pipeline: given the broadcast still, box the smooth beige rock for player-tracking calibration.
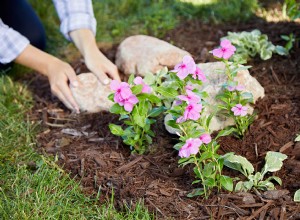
[165,62,265,134]
[70,73,113,113]
[115,35,191,76]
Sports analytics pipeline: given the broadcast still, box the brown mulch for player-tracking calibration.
[22,17,300,219]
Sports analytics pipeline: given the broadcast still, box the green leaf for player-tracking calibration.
[108,93,114,102]
[220,175,233,191]
[156,87,178,98]
[110,103,126,114]
[173,142,184,150]
[262,151,288,174]
[148,106,166,117]
[131,85,143,94]
[295,134,300,142]
[137,93,161,104]
[266,176,282,186]
[109,124,124,136]
[224,154,254,177]
[166,119,180,129]
[143,72,156,85]
[216,127,236,139]
[128,74,135,84]
[294,189,300,202]
[275,45,288,56]
[187,188,205,197]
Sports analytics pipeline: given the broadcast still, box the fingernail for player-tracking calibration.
[103,79,110,85]
[72,81,79,87]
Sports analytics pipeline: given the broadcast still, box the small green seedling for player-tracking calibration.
[224,151,287,192]
[294,189,300,202]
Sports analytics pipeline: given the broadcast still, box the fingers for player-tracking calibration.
[65,69,80,87]
[50,70,80,113]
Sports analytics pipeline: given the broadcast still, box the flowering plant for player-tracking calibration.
[108,38,260,197]
[108,75,165,154]
[212,39,256,137]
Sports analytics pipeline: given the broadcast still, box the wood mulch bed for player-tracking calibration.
[23,16,300,219]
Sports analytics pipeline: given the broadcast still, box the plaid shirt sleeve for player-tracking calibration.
[0,19,30,64]
[52,0,97,41]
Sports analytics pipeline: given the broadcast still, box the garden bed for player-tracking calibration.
[25,17,300,219]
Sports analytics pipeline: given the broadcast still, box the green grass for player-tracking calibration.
[0,76,153,219]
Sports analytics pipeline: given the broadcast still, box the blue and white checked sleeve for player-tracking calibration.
[52,0,97,41]
[0,19,30,64]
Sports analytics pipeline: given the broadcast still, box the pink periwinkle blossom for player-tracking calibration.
[227,84,245,92]
[185,84,194,91]
[176,116,185,123]
[212,39,236,60]
[133,76,152,94]
[192,67,207,82]
[118,94,139,112]
[172,55,196,80]
[178,138,202,158]
[231,104,248,116]
[110,80,132,103]
[199,134,212,144]
[183,102,202,121]
[178,90,201,104]
[174,100,183,106]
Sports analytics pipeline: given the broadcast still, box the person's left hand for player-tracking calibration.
[70,29,121,85]
[84,48,120,85]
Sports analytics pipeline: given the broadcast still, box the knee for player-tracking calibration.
[28,27,46,51]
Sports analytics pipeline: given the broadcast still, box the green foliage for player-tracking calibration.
[223,29,288,63]
[283,0,300,20]
[174,0,258,23]
[294,189,300,202]
[224,152,287,192]
[93,0,177,41]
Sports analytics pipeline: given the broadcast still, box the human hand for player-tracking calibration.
[84,49,120,85]
[14,44,80,112]
[70,29,121,85]
[46,58,80,113]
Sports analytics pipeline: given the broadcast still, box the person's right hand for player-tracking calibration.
[15,44,80,113]
[46,58,80,113]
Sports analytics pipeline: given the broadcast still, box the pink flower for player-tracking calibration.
[235,84,245,91]
[172,55,196,80]
[133,76,152,94]
[231,104,248,116]
[110,80,132,103]
[176,116,185,123]
[227,84,245,92]
[183,102,202,121]
[192,67,207,82]
[185,84,194,91]
[179,138,202,158]
[199,134,212,144]
[178,90,201,104]
[212,39,236,59]
[118,94,139,112]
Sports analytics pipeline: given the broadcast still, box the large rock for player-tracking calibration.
[116,35,190,76]
[165,62,265,134]
[70,73,113,113]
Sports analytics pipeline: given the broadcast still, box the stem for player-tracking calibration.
[193,154,207,198]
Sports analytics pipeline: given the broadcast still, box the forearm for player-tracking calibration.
[69,29,98,58]
[14,44,58,76]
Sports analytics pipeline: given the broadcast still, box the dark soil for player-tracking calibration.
[23,16,300,219]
